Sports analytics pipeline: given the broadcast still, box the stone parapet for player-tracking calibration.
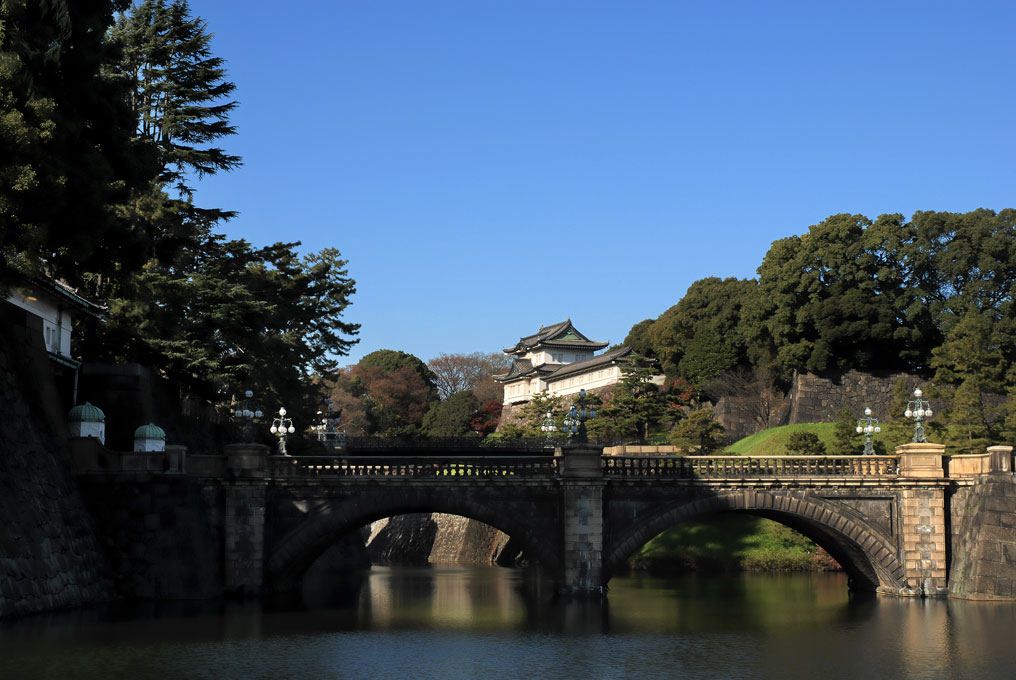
[947,454,992,477]
[986,445,1014,474]
[897,442,945,479]
[555,445,604,478]
[225,442,269,478]
[603,445,680,455]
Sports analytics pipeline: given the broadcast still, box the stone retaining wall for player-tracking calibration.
[77,475,223,599]
[788,369,921,424]
[367,514,511,565]
[0,305,114,618]
[714,369,924,439]
[948,464,1016,600]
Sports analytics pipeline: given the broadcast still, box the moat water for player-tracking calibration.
[2,567,1015,679]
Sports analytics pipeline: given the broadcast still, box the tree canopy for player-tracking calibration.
[628,209,1016,390]
[1,0,156,290]
[2,0,360,443]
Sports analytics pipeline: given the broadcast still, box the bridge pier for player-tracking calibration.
[897,443,949,597]
[556,445,607,596]
[223,443,270,595]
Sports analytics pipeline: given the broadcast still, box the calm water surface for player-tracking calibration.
[2,567,1015,679]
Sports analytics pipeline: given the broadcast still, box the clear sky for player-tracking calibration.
[187,0,1016,366]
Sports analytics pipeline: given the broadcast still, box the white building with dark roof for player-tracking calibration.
[495,320,650,406]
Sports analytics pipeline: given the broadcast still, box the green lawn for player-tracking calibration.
[723,422,840,456]
[627,422,855,573]
[630,514,838,573]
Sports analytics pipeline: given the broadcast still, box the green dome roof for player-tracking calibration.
[134,423,166,440]
[68,402,105,423]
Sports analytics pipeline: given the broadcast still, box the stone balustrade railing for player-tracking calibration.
[603,455,900,478]
[267,455,558,479]
[70,437,1013,481]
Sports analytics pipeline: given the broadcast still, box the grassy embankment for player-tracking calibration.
[629,423,842,573]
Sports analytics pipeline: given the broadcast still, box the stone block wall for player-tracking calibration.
[712,369,923,439]
[366,513,511,565]
[899,488,948,596]
[949,472,1016,600]
[788,369,920,424]
[0,304,114,618]
[77,475,223,600]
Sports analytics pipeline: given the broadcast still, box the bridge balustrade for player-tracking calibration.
[602,455,899,478]
[267,455,558,479]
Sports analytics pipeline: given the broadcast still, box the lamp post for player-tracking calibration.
[232,389,263,442]
[855,407,881,455]
[540,410,557,448]
[270,407,296,455]
[904,388,933,444]
[315,401,345,450]
[563,389,596,444]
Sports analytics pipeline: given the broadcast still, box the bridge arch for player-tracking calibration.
[266,486,561,589]
[605,490,906,592]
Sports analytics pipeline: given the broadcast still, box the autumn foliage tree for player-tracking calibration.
[326,350,438,437]
[427,352,509,402]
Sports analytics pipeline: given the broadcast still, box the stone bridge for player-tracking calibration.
[72,440,1016,600]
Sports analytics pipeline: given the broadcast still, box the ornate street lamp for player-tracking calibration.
[315,400,345,450]
[904,388,933,444]
[540,410,557,447]
[855,407,881,455]
[563,389,596,443]
[232,389,263,442]
[270,407,296,455]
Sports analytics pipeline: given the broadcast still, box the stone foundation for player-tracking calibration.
[367,514,512,565]
[949,446,1016,600]
[0,304,114,618]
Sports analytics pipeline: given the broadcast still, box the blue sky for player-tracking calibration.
[187,1,1016,366]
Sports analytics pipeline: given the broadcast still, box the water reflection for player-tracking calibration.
[3,568,1016,679]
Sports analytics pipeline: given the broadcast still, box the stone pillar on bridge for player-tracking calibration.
[555,444,606,596]
[896,442,948,597]
[223,442,270,594]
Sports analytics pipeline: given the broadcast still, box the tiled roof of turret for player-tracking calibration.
[493,358,567,383]
[544,346,634,380]
[503,319,608,354]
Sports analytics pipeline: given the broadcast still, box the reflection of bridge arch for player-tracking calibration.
[605,491,906,592]
[266,486,561,589]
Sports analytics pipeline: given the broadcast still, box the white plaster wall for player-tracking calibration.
[70,422,105,445]
[6,287,74,357]
[134,439,166,453]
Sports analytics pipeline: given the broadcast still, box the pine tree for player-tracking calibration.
[517,392,565,438]
[109,0,240,201]
[1,0,157,289]
[669,408,725,453]
[593,357,673,443]
[786,431,826,456]
[931,310,1004,452]
[832,407,857,455]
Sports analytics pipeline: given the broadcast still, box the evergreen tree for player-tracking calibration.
[669,408,725,453]
[591,357,674,443]
[786,431,826,456]
[422,391,480,437]
[1,0,156,289]
[109,0,239,202]
[516,392,565,438]
[832,407,857,456]
[931,310,1004,452]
